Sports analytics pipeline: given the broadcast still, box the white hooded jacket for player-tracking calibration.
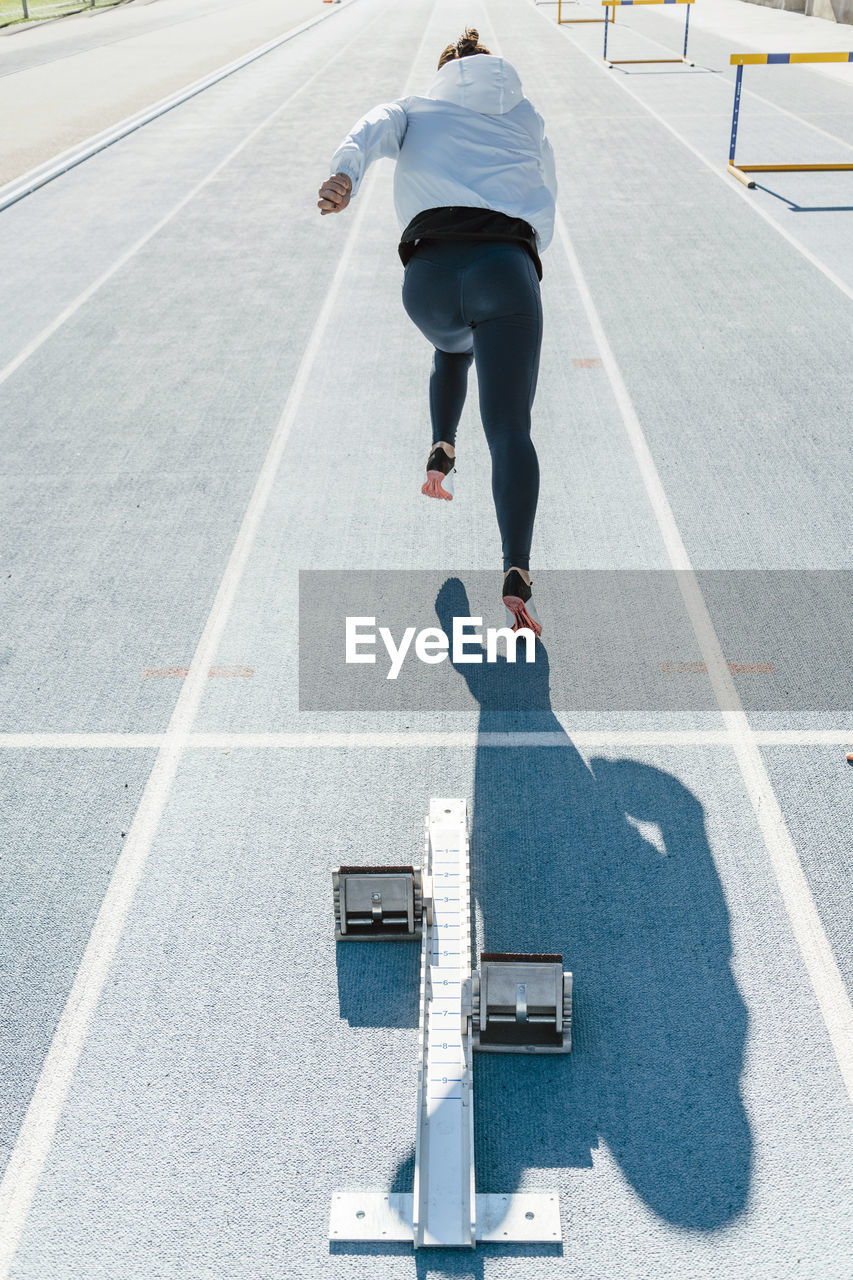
[329,55,557,252]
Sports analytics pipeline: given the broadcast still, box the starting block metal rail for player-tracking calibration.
[603,0,694,67]
[330,799,572,1250]
[728,52,853,187]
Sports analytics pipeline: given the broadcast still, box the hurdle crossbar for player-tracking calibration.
[603,0,694,65]
[728,52,853,186]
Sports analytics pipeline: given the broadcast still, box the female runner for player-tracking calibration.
[318,28,556,634]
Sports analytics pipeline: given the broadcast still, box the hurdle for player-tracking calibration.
[603,0,694,67]
[728,52,853,187]
[558,0,614,25]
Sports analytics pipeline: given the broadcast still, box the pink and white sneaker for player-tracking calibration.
[502,568,542,637]
[421,445,455,501]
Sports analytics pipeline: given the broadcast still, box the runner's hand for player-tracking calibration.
[318,173,352,214]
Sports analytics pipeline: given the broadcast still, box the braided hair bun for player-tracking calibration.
[437,26,492,69]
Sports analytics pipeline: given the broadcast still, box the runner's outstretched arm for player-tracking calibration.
[317,101,409,214]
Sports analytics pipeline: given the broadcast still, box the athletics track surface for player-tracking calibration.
[1,0,852,1275]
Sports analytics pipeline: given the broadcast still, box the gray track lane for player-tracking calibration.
[0,0,370,364]
[1,0,852,1273]
[537,0,853,290]
[0,0,291,76]
[195,161,699,739]
[0,0,400,732]
[520,0,853,566]
[0,0,338,182]
[7,744,853,1278]
[598,0,853,129]
[0,749,156,1172]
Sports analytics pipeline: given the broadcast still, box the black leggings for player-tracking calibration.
[402,239,543,572]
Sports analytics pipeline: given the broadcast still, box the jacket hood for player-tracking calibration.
[425,54,524,115]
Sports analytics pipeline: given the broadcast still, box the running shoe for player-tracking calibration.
[503,568,542,637]
[421,445,455,500]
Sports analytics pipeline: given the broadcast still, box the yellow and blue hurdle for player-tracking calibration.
[603,0,694,66]
[728,52,853,187]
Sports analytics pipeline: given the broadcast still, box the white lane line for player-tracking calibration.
[532,0,853,306]
[188,730,731,747]
[553,204,853,1100]
[0,0,361,214]
[185,729,853,748]
[1,730,851,748]
[0,0,390,393]
[0,2,446,1268]
[0,735,165,748]
[749,731,853,746]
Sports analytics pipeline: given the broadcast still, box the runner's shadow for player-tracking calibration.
[432,577,751,1232]
[366,577,751,1262]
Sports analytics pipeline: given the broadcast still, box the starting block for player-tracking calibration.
[333,865,429,940]
[330,799,572,1249]
[472,953,572,1053]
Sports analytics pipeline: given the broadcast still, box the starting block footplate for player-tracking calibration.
[329,1192,561,1244]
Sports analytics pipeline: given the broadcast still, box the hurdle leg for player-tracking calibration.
[727,63,754,187]
[683,4,693,64]
[729,62,743,165]
[603,4,610,61]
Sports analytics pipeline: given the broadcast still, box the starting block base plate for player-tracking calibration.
[329,1191,561,1245]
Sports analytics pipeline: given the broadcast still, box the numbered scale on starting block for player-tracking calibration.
[329,799,572,1250]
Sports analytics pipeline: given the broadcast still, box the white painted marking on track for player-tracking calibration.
[0,0,422,1265]
[531,0,853,306]
[0,735,166,749]
[553,199,853,1100]
[0,0,393,392]
[1,730,852,748]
